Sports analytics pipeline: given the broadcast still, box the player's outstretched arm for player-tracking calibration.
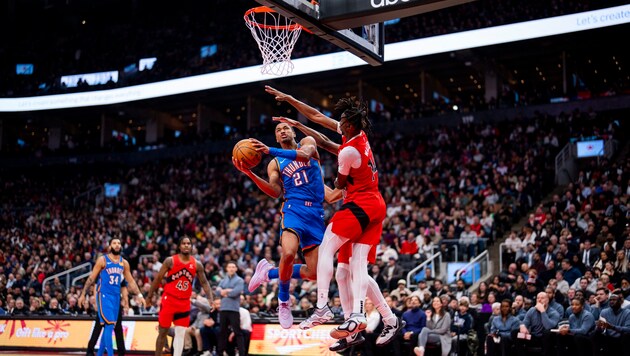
[249,136,319,163]
[273,116,340,155]
[78,256,105,308]
[146,257,172,308]
[296,136,320,162]
[122,259,145,307]
[265,86,338,132]
[324,185,343,204]
[196,261,214,308]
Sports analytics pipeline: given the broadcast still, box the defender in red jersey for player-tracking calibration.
[147,237,214,356]
[266,85,403,350]
[329,129,387,247]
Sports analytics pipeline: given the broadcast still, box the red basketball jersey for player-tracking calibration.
[163,254,196,299]
[339,130,380,201]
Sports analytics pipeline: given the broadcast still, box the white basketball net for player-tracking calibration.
[245,7,303,76]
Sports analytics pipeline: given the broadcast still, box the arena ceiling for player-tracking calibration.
[127,23,628,120]
[1,0,628,136]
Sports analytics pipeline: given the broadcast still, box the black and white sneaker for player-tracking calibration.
[329,332,365,352]
[330,313,367,339]
[376,318,405,346]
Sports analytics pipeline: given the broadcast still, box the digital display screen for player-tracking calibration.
[576,140,604,158]
[16,64,34,75]
[60,71,118,87]
[139,57,157,71]
[104,183,121,197]
[200,44,218,58]
[446,262,481,284]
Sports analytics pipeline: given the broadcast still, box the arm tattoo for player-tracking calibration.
[82,277,94,296]
[129,282,141,296]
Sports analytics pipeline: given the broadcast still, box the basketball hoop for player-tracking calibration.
[244,6,304,76]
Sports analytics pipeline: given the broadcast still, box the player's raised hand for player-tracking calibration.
[273,116,298,126]
[265,85,291,102]
[248,138,270,154]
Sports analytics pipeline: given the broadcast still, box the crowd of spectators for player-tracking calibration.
[1,0,625,98]
[481,159,630,355]
[0,101,626,354]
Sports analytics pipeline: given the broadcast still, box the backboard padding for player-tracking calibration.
[254,0,385,65]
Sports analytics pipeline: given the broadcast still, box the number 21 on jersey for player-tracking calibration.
[293,171,309,186]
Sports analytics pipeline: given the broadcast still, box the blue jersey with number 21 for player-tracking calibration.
[276,153,326,251]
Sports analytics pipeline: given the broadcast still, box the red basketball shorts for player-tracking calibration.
[330,193,386,247]
[158,294,191,328]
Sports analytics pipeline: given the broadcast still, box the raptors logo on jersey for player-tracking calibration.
[163,255,196,299]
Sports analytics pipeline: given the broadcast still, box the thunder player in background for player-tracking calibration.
[232,122,341,329]
[266,86,403,346]
[79,238,145,356]
[85,282,128,356]
[146,236,214,356]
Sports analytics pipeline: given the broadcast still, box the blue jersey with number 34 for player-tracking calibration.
[98,254,124,296]
[96,254,124,324]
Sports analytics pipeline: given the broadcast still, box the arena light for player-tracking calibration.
[0,4,628,112]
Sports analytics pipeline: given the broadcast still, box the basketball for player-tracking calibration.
[233,139,262,169]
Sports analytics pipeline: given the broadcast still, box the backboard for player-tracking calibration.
[253,0,476,66]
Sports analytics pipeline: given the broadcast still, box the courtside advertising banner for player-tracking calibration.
[249,324,342,356]
[0,318,161,351]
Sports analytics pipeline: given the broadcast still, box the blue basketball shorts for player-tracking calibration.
[97,292,121,325]
[281,201,325,252]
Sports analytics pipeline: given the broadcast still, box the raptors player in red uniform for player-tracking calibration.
[266,86,403,347]
[147,237,213,356]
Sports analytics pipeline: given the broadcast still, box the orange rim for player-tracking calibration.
[244,6,304,32]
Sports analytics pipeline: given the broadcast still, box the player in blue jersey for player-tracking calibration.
[86,282,128,356]
[233,122,341,329]
[79,238,145,356]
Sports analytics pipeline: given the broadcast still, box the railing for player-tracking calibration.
[555,142,575,185]
[440,237,490,262]
[455,250,490,285]
[407,252,441,290]
[73,185,104,207]
[71,272,92,287]
[139,254,155,262]
[452,244,459,262]
[499,243,506,271]
[42,262,92,295]
[604,138,615,159]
